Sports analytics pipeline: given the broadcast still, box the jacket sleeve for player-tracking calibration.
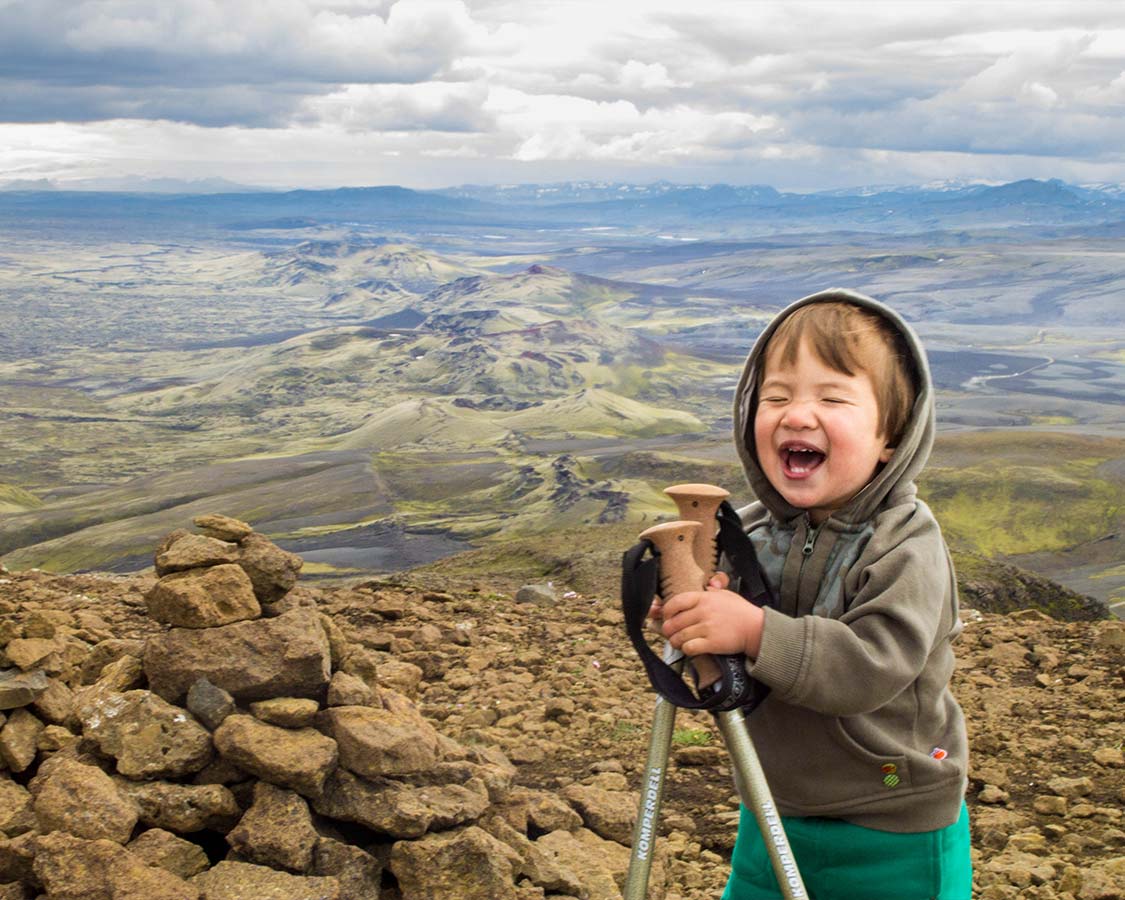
[747,507,955,716]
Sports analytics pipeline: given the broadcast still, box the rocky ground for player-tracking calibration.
[0,520,1122,900]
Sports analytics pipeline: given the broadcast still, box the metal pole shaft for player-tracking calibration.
[666,485,808,900]
[716,709,807,899]
[623,645,681,900]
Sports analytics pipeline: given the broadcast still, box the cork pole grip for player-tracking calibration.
[663,483,729,575]
[638,521,705,599]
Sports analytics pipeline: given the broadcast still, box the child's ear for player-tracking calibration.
[879,445,895,464]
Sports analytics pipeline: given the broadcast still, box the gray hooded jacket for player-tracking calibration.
[731,288,967,833]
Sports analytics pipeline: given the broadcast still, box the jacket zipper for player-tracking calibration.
[795,515,821,603]
[802,515,820,557]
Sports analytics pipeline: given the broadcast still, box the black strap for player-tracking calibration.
[718,501,775,608]
[616,510,774,715]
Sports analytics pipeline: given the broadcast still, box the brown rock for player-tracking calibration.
[249,697,320,728]
[0,831,39,887]
[30,677,73,725]
[146,564,261,629]
[1034,795,1068,816]
[480,815,587,897]
[535,828,636,900]
[0,668,49,709]
[154,534,241,577]
[227,782,318,873]
[79,690,213,780]
[4,638,63,672]
[192,514,253,543]
[79,642,145,686]
[128,828,210,878]
[0,880,33,899]
[38,723,80,753]
[191,860,340,899]
[0,708,43,773]
[236,533,303,603]
[0,779,35,837]
[115,780,241,833]
[213,714,337,798]
[1094,747,1125,768]
[561,783,637,845]
[1046,776,1094,798]
[376,659,424,698]
[144,607,331,704]
[33,831,200,900]
[390,825,521,900]
[33,758,139,844]
[312,837,383,900]
[516,787,584,834]
[326,671,375,708]
[313,769,489,838]
[316,705,440,778]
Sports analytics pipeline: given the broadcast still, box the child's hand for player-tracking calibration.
[660,576,764,659]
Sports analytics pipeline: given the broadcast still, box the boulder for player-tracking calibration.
[312,837,383,900]
[212,714,338,798]
[535,828,636,900]
[30,677,74,725]
[316,705,440,779]
[389,825,521,900]
[226,782,318,873]
[190,860,339,900]
[515,584,557,607]
[114,780,240,834]
[313,769,489,839]
[192,515,254,543]
[0,668,49,710]
[325,672,375,708]
[33,831,200,900]
[79,690,213,780]
[249,697,320,728]
[0,779,36,837]
[127,828,210,878]
[79,641,145,686]
[480,815,587,897]
[0,832,39,887]
[33,759,138,844]
[562,783,638,845]
[4,638,64,673]
[145,565,260,628]
[236,534,303,603]
[0,709,43,773]
[154,534,241,577]
[144,607,331,704]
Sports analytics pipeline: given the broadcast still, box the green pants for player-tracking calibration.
[722,802,972,900]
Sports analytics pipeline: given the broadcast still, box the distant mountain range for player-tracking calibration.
[2,178,1125,239]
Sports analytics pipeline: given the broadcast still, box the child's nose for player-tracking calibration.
[780,401,817,428]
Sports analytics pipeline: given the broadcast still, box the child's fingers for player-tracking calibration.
[708,571,730,590]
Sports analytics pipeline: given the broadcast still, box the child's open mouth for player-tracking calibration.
[780,443,826,477]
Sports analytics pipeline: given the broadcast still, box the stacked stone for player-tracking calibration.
[0,516,665,900]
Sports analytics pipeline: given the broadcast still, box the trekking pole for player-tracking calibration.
[623,519,700,900]
[666,484,808,900]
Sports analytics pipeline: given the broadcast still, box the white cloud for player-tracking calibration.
[4,1,1125,188]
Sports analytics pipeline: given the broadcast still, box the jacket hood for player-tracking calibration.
[732,288,935,525]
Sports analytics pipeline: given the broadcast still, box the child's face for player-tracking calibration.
[753,336,893,524]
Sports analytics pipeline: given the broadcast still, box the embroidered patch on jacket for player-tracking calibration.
[880,762,900,788]
[930,747,948,760]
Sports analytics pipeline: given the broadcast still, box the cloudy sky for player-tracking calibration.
[2,0,1125,191]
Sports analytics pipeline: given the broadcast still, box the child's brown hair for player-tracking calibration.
[758,301,918,447]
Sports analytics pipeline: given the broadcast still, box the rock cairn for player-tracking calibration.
[0,515,669,900]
